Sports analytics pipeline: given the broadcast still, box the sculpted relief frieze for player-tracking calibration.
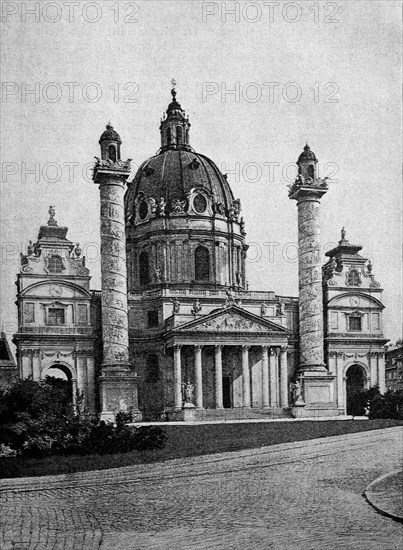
[189,313,274,333]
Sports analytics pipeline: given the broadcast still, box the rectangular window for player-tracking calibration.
[147,310,159,327]
[77,304,88,326]
[24,303,35,323]
[348,316,362,332]
[48,308,65,326]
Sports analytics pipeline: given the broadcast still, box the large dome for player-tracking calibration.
[125,149,234,219]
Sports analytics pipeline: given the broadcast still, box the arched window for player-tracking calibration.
[308,165,315,179]
[108,145,117,163]
[195,246,210,281]
[176,126,183,144]
[48,255,63,273]
[145,354,159,383]
[167,127,172,144]
[347,269,360,286]
[139,251,149,286]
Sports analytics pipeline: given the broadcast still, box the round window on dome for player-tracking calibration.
[139,200,149,220]
[193,194,207,214]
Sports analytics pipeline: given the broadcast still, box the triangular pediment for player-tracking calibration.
[171,306,290,335]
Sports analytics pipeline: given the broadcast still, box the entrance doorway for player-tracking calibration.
[46,364,73,402]
[346,364,367,415]
[223,376,232,408]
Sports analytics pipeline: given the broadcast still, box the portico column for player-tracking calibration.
[173,345,182,410]
[195,345,203,409]
[242,345,251,408]
[215,345,223,409]
[279,345,289,408]
[269,347,278,407]
[262,346,269,408]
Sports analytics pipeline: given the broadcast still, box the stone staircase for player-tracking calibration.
[193,407,293,422]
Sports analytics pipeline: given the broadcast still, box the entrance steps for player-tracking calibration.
[193,407,293,422]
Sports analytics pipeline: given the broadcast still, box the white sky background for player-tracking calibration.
[1,1,402,349]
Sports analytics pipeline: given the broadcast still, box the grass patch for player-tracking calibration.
[1,418,401,479]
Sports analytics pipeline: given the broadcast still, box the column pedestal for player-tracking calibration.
[99,365,141,422]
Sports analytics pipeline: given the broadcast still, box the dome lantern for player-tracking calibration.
[159,83,191,152]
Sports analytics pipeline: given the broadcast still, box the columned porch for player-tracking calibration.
[171,343,289,412]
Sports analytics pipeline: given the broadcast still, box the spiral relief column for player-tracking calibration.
[289,145,335,413]
[93,124,140,421]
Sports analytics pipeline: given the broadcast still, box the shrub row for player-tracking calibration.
[0,378,166,458]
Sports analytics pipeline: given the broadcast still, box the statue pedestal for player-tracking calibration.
[99,364,141,422]
[183,402,196,422]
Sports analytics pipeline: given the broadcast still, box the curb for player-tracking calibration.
[363,468,403,523]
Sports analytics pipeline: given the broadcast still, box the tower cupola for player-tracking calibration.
[99,123,122,163]
[159,83,191,152]
[297,144,318,181]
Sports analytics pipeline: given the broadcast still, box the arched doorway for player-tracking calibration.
[45,363,74,403]
[346,364,367,415]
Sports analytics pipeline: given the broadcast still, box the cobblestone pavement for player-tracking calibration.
[1,427,402,550]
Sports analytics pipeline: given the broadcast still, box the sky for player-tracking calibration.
[1,0,402,351]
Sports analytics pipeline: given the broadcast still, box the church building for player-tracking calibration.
[13,88,388,420]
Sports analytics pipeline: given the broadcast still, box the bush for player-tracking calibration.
[0,378,167,458]
[0,443,19,458]
[352,387,403,420]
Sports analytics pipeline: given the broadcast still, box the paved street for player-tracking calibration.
[1,427,402,550]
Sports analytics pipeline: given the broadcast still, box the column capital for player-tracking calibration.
[261,345,270,352]
[173,344,182,351]
[270,347,279,356]
[215,344,223,352]
[242,345,251,351]
[280,344,288,352]
[194,344,203,351]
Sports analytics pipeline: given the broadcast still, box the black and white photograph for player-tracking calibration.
[0,1,402,548]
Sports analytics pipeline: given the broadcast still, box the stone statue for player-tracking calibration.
[277,300,285,316]
[27,240,34,256]
[159,197,166,216]
[171,297,180,313]
[290,380,304,405]
[367,260,373,274]
[149,197,157,216]
[261,303,267,315]
[341,226,346,240]
[215,202,224,215]
[191,299,202,314]
[172,198,186,214]
[183,380,194,405]
[235,271,241,286]
[48,205,57,226]
[239,217,246,235]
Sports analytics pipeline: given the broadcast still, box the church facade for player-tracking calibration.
[13,89,388,420]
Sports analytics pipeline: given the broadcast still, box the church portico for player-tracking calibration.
[168,339,289,414]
